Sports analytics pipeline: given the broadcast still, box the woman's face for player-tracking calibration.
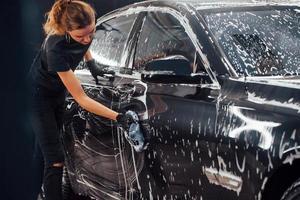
[67,23,96,45]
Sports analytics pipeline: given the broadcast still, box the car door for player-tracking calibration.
[112,10,223,199]
[63,13,147,199]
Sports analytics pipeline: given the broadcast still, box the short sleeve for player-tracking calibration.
[47,50,70,72]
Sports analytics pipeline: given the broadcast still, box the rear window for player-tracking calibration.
[202,7,300,76]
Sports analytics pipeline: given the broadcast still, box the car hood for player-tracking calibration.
[243,76,300,117]
[245,76,300,89]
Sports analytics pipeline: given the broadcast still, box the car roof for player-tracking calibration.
[141,0,300,6]
[101,0,299,19]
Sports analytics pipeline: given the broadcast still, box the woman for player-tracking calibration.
[27,1,134,199]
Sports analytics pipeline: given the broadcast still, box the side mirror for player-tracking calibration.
[141,55,197,84]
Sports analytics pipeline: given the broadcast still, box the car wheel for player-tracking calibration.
[62,167,91,200]
[281,178,300,200]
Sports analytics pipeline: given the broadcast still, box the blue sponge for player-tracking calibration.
[124,111,145,152]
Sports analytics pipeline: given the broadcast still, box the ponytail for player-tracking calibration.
[43,0,95,35]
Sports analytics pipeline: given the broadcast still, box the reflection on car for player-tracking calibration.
[61,1,300,200]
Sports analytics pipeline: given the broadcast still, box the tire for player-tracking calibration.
[62,167,91,200]
[281,178,300,200]
[36,167,89,200]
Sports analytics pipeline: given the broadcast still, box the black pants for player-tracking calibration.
[29,86,66,200]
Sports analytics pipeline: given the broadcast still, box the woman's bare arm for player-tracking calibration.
[57,69,118,120]
[84,50,93,61]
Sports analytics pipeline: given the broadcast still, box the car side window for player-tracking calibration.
[89,14,137,72]
[133,12,205,74]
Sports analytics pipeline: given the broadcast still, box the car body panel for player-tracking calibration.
[62,1,300,200]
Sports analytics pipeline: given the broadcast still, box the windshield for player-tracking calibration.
[202,7,300,76]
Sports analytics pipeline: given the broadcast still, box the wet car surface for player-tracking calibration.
[61,1,300,200]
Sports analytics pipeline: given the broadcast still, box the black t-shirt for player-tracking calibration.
[28,34,91,96]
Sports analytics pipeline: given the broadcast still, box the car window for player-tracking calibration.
[89,14,137,72]
[203,8,300,76]
[133,12,206,74]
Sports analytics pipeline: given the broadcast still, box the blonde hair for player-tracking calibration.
[43,0,96,35]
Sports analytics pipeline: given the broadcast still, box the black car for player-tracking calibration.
[61,1,300,200]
